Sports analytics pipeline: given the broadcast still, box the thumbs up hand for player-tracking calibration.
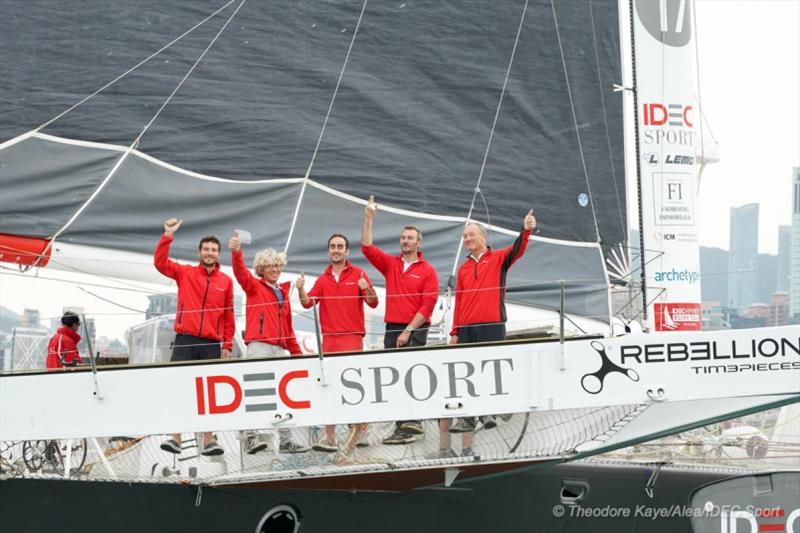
[357,271,369,290]
[365,194,378,218]
[228,232,241,252]
[295,271,306,290]
[523,209,536,231]
[164,218,183,237]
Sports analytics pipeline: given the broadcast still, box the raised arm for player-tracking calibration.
[229,234,257,293]
[154,218,184,280]
[296,272,314,308]
[361,194,377,247]
[500,210,536,268]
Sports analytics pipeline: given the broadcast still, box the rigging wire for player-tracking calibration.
[588,0,627,242]
[449,0,531,279]
[30,0,248,271]
[551,0,601,244]
[30,0,239,134]
[77,287,148,314]
[283,0,370,254]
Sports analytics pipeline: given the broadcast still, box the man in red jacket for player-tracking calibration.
[296,233,378,452]
[361,195,440,445]
[155,218,235,457]
[229,233,309,454]
[46,311,84,369]
[442,210,536,456]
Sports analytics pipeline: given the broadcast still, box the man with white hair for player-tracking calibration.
[443,210,536,454]
[229,233,308,454]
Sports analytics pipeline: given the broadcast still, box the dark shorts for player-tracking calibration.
[384,323,429,349]
[171,333,221,361]
[457,322,506,344]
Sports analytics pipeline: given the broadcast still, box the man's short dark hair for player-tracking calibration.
[198,236,221,251]
[328,234,349,249]
[61,311,80,327]
[402,225,422,240]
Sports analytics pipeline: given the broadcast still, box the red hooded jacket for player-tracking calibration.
[154,235,235,350]
[46,326,83,369]
[451,228,531,335]
[232,250,302,355]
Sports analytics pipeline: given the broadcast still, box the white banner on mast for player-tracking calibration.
[633,0,702,331]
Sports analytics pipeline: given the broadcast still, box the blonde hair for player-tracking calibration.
[253,248,287,276]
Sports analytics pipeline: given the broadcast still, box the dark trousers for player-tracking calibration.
[457,322,506,344]
[384,323,429,429]
[171,333,221,361]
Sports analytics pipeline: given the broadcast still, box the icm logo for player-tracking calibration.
[194,371,311,415]
[581,341,640,394]
[654,269,700,284]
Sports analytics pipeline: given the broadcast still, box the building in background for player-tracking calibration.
[790,167,800,321]
[777,225,791,292]
[769,292,789,326]
[728,204,759,312]
[20,308,40,328]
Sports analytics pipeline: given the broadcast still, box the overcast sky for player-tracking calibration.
[694,0,799,254]
[1,0,798,341]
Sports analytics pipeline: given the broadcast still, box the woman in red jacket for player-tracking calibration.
[46,312,84,369]
[228,233,308,454]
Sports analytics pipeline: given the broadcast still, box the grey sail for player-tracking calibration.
[0,0,626,320]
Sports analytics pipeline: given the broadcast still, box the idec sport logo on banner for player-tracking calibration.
[194,370,311,415]
[654,302,701,331]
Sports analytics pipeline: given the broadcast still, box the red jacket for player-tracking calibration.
[301,261,378,336]
[361,245,439,324]
[154,235,235,350]
[46,326,83,369]
[232,250,302,355]
[451,228,531,335]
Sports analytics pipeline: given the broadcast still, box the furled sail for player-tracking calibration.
[0,0,627,321]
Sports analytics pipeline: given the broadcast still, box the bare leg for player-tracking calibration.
[172,433,182,445]
[438,419,452,451]
[325,425,337,444]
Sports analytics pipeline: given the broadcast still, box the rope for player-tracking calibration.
[551,0,601,245]
[34,0,248,270]
[449,0,531,278]
[588,0,626,242]
[283,0,370,254]
[31,0,240,134]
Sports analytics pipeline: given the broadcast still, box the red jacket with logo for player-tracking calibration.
[154,235,235,350]
[232,250,302,355]
[361,245,439,324]
[46,326,83,369]
[301,261,379,336]
[451,228,531,335]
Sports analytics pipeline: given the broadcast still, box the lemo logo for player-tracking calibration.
[581,341,640,394]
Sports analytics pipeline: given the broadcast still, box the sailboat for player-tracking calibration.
[0,0,797,531]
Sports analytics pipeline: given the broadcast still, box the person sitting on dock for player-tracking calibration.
[45,311,84,369]
[155,218,235,457]
[229,232,309,454]
[441,210,536,457]
[361,195,440,445]
[296,233,379,453]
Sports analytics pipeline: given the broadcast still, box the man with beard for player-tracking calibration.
[361,195,440,445]
[296,233,378,452]
[155,218,235,457]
